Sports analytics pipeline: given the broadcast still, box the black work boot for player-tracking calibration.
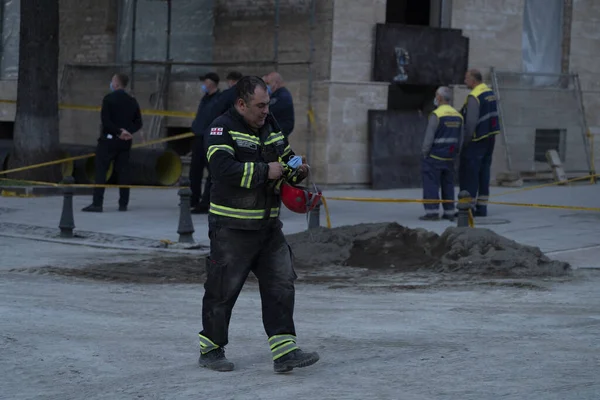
[473,209,487,217]
[198,348,234,372]
[442,212,455,222]
[273,348,320,373]
[82,204,102,213]
[418,213,439,221]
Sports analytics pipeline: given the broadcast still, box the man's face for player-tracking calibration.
[227,79,237,89]
[111,75,121,90]
[204,79,217,93]
[464,72,476,89]
[238,86,270,129]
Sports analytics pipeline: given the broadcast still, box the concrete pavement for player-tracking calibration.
[1,182,599,266]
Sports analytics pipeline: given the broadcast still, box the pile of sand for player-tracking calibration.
[287,223,571,278]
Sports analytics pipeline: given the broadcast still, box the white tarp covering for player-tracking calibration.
[522,0,564,86]
[117,0,214,77]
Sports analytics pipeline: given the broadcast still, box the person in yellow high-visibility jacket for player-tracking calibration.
[459,69,501,217]
[420,86,464,221]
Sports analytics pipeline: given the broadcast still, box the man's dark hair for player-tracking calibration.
[115,73,129,88]
[235,76,268,104]
[226,71,243,81]
[199,72,220,85]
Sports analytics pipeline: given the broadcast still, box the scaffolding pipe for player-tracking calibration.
[274,0,280,71]
[306,0,316,177]
[130,0,138,91]
[166,0,172,61]
[132,60,311,67]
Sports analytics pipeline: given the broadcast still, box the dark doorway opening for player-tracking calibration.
[0,121,14,140]
[387,84,438,113]
[386,0,432,26]
[166,127,194,156]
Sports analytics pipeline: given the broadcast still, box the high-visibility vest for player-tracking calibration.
[462,83,501,142]
[429,104,463,161]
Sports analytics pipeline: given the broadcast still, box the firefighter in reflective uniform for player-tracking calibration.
[197,76,320,373]
[459,69,501,217]
[420,86,464,221]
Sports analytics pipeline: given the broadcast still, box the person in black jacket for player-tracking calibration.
[82,73,142,213]
[189,72,221,213]
[197,76,319,373]
[210,71,242,118]
[263,72,295,137]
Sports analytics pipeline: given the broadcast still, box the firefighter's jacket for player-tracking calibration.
[205,107,304,230]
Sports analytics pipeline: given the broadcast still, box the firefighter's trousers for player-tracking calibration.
[200,221,297,348]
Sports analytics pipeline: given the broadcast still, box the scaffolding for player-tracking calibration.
[126,0,317,166]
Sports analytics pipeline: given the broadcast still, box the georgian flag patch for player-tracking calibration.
[210,127,224,136]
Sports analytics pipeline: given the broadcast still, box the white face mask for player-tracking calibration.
[433,98,439,107]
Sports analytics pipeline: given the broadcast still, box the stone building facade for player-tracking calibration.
[0,0,598,185]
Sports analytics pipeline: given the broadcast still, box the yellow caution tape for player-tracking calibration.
[325,196,600,212]
[491,173,599,198]
[0,131,194,176]
[320,196,332,229]
[486,200,600,212]
[0,99,196,119]
[326,196,454,204]
[0,177,189,190]
[467,209,475,228]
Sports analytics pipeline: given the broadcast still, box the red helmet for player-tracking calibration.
[280,182,322,214]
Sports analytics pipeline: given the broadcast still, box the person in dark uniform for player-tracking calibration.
[82,73,142,213]
[263,72,295,137]
[189,72,221,214]
[198,76,320,373]
[420,86,464,221]
[210,71,242,118]
[191,71,243,211]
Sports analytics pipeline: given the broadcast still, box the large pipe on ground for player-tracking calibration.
[127,148,182,186]
[59,144,113,184]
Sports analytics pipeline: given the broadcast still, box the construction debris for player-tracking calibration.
[495,171,523,187]
[287,223,571,278]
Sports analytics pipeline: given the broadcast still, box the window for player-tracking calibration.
[534,129,565,163]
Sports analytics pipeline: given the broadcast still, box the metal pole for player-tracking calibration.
[166,0,172,61]
[306,0,316,177]
[273,0,280,70]
[130,0,138,92]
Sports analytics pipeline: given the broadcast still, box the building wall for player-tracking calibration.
[321,0,389,185]
[451,0,600,178]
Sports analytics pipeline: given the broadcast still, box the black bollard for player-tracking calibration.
[456,190,472,228]
[58,176,76,238]
[177,178,195,243]
[307,200,321,230]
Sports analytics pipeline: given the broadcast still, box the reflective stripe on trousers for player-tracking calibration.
[199,333,219,354]
[268,334,298,361]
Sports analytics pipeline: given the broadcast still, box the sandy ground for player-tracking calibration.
[1,235,599,400]
[1,183,600,399]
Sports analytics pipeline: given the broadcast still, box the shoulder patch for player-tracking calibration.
[210,127,224,136]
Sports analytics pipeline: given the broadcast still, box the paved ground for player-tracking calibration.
[1,182,600,399]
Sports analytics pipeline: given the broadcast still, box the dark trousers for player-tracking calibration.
[459,136,496,214]
[92,138,131,207]
[189,135,211,207]
[421,157,455,213]
[200,222,297,347]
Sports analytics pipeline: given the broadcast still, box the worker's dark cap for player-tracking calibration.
[199,72,220,84]
[226,71,243,81]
